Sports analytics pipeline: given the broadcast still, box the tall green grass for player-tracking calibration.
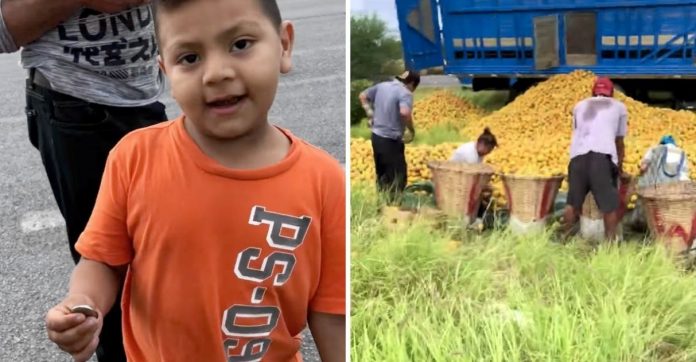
[411,124,465,145]
[351,184,696,362]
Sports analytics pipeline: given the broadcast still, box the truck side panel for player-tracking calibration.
[397,0,696,77]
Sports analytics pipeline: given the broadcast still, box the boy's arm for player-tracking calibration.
[45,258,127,362]
[308,159,346,361]
[308,312,345,362]
[47,139,133,361]
[66,258,127,316]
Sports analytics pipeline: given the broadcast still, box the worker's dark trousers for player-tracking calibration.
[25,74,167,362]
[371,133,407,204]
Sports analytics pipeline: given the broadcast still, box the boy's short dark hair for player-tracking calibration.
[152,0,283,34]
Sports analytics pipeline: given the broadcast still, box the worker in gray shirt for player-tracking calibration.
[359,70,419,204]
[0,1,167,361]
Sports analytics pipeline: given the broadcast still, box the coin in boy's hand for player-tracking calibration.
[69,305,98,318]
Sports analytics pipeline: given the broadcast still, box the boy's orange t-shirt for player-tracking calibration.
[75,117,345,362]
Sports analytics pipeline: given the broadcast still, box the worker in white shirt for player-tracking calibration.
[629,135,690,232]
[450,127,498,229]
[638,135,690,186]
[450,127,498,164]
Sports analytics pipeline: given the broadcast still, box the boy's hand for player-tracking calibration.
[46,295,102,362]
[80,0,150,13]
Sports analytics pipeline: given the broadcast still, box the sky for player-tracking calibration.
[350,0,400,37]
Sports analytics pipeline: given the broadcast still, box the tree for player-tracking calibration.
[350,15,403,81]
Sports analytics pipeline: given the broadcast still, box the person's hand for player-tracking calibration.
[46,295,102,362]
[481,184,493,200]
[402,130,414,144]
[81,0,150,14]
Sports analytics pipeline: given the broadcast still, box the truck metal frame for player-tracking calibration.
[395,0,696,105]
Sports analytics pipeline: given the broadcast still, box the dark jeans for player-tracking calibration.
[25,76,167,362]
[371,133,407,204]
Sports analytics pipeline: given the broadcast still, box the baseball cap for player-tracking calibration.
[396,70,421,87]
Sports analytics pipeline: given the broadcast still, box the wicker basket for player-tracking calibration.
[427,161,495,222]
[501,174,565,224]
[582,174,634,220]
[637,181,696,253]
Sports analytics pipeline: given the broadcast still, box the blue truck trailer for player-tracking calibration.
[395,0,696,107]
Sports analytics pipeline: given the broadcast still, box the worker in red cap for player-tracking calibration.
[562,76,628,241]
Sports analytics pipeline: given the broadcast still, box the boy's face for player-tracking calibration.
[157,0,293,140]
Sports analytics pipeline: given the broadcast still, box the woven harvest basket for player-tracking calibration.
[582,174,634,220]
[501,174,565,223]
[427,161,495,220]
[638,181,696,253]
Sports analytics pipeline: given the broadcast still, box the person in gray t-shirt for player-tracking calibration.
[359,70,419,203]
[0,1,167,361]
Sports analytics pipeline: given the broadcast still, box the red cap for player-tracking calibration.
[592,76,614,97]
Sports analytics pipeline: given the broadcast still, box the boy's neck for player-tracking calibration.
[184,118,291,170]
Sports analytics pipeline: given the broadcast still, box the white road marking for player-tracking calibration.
[20,209,63,233]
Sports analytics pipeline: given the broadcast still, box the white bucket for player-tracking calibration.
[579,216,624,242]
[509,216,548,235]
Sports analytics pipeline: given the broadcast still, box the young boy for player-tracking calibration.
[44,1,346,361]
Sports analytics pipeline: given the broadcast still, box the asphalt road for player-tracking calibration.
[419,74,462,88]
[0,1,345,361]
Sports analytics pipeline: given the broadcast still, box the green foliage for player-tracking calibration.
[351,118,372,140]
[351,15,403,81]
[352,184,696,361]
[411,124,465,145]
